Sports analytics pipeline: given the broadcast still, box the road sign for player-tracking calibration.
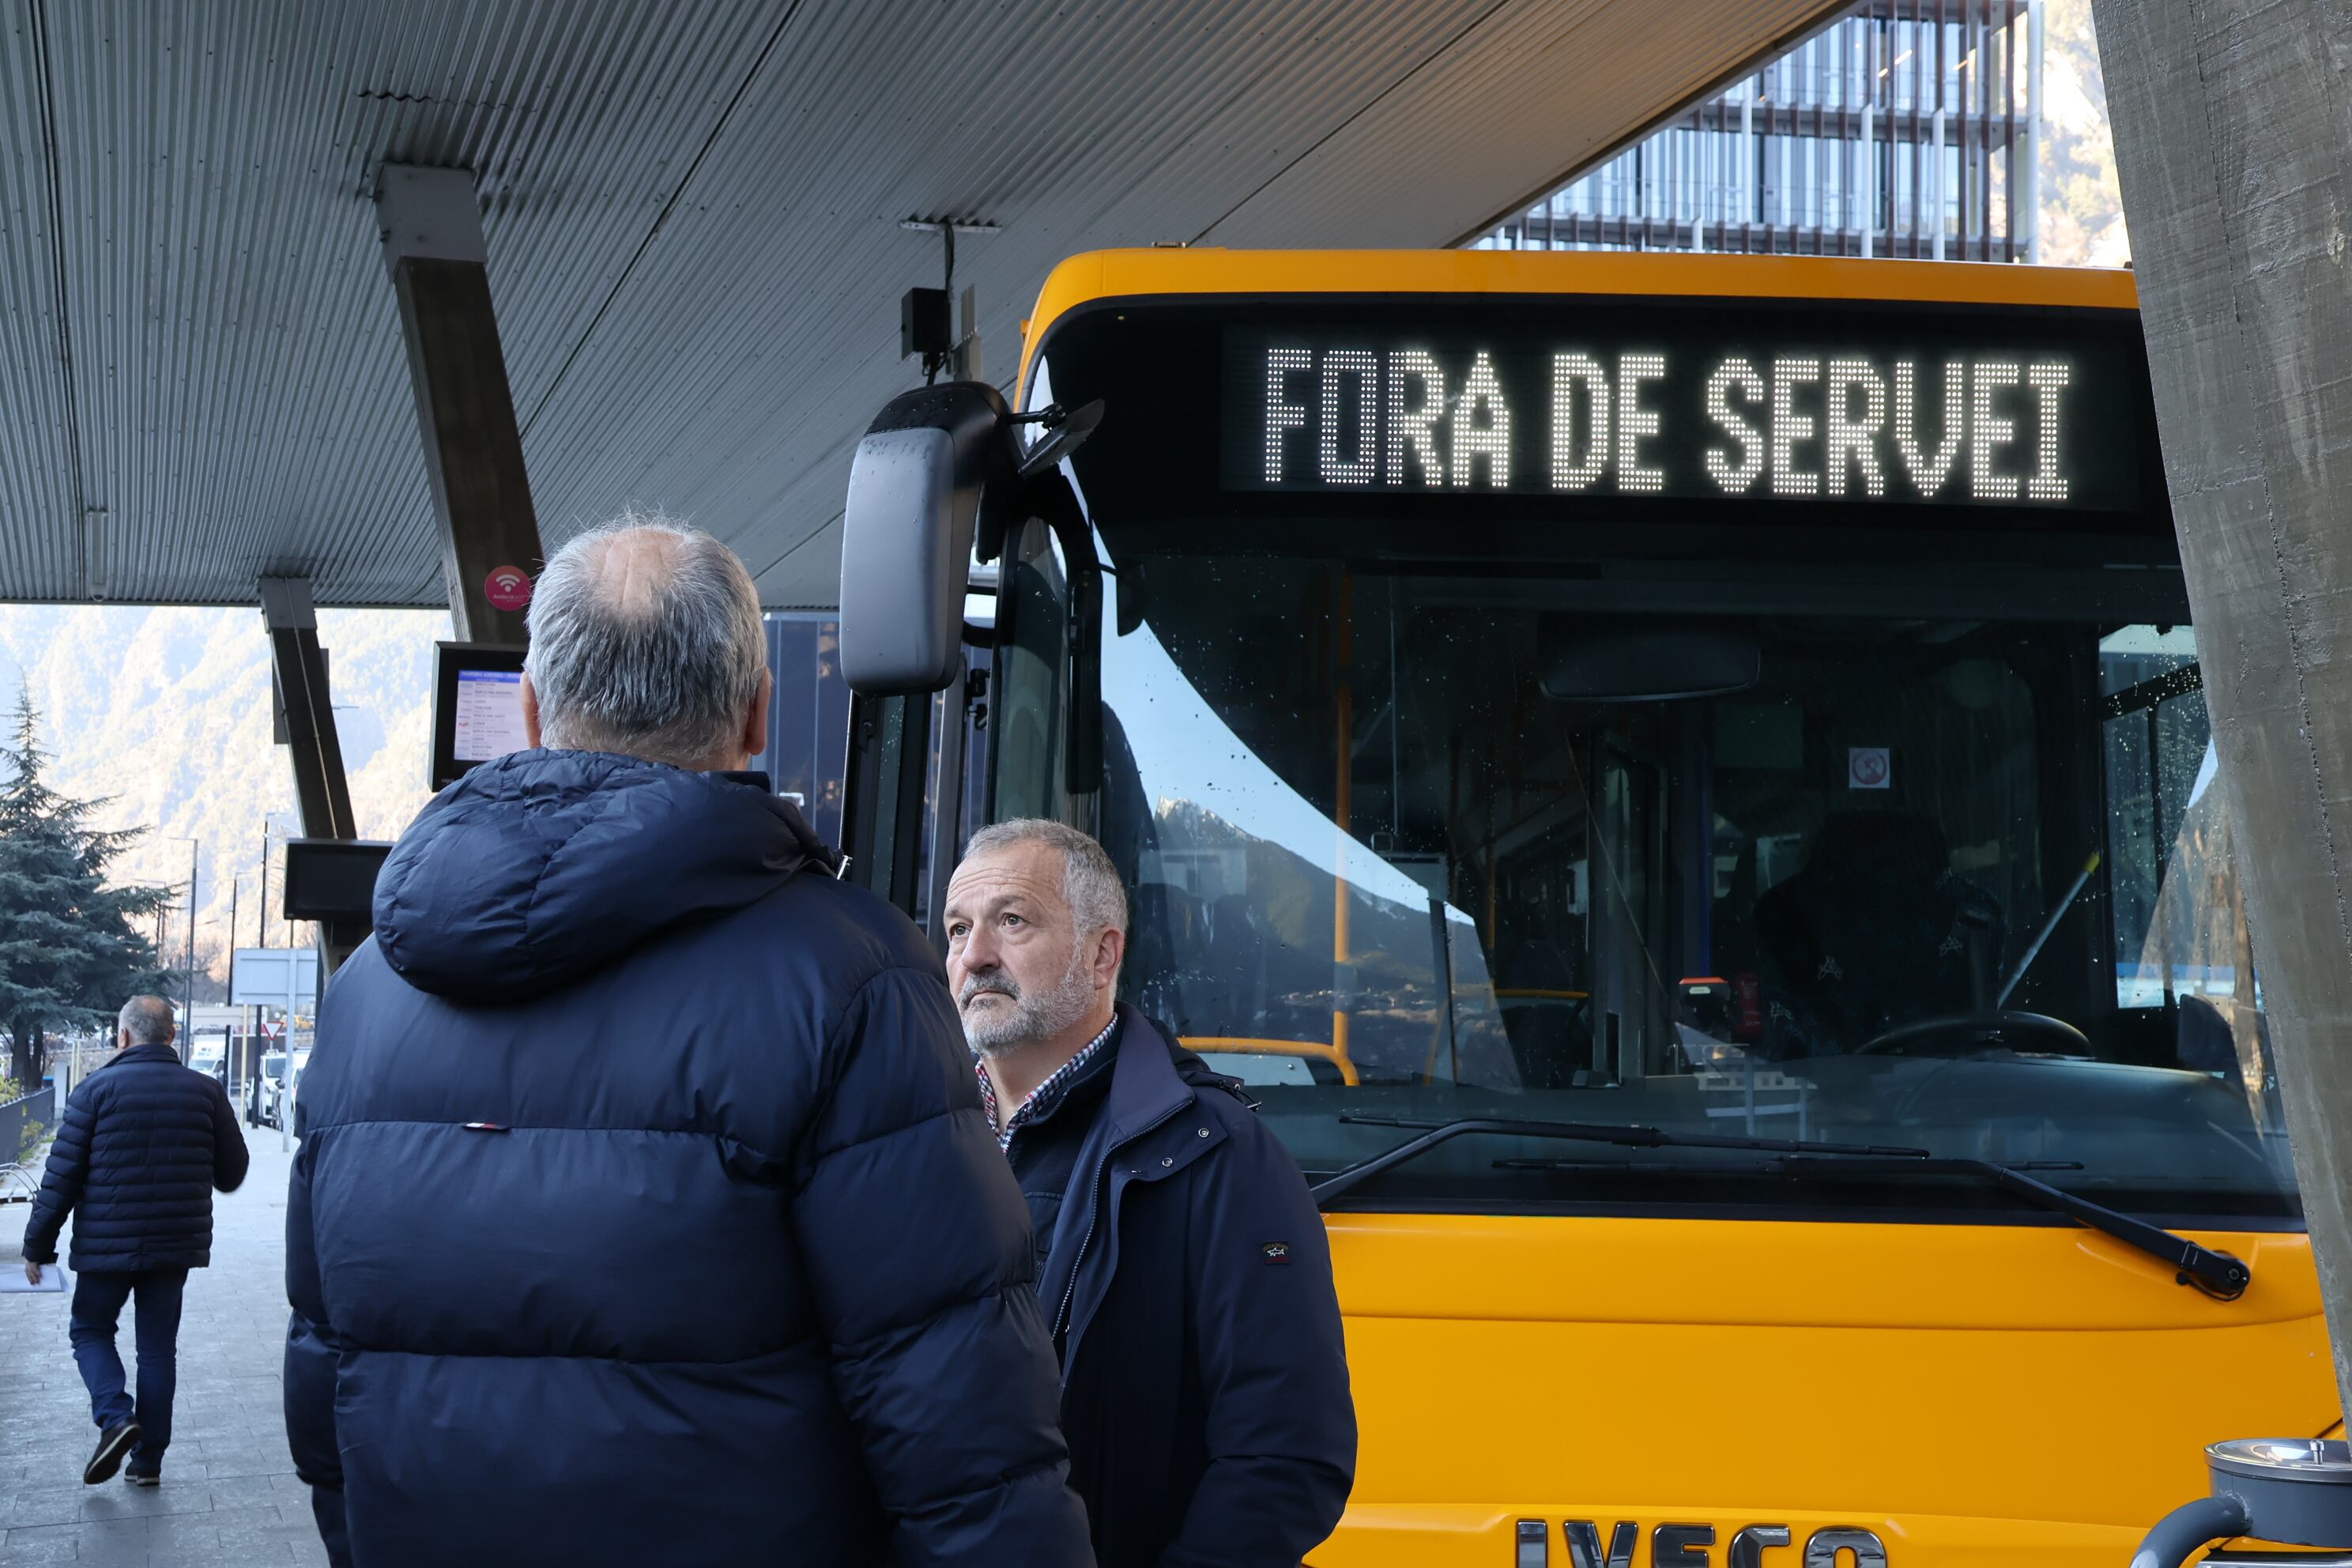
[230,947,319,1009]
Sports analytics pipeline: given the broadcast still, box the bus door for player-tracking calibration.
[990,518,1075,828]
[842,688,932,918]
[842,593,993,937]
[846,508,1093,935]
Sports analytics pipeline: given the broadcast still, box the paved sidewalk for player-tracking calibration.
[0,1118,330,1565]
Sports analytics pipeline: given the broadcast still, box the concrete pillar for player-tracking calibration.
[375,165,545,646]
[2094,0,2352,1413]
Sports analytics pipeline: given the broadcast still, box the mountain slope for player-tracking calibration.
[0,604,439,982]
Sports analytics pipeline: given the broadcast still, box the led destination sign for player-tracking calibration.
[1219,318,2146,514]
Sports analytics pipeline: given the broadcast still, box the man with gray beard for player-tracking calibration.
[943,820,1355,1568]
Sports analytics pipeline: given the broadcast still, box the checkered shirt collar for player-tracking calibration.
[978,1014,1119,1152]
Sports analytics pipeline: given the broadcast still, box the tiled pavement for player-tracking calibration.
[2,1120,330,1565]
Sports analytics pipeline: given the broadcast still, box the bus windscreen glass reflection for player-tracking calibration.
[1092,559,2298,1220]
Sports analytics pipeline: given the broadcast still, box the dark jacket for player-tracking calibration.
[284,750,1092,1568]
[21,1042,249,1272]
[1038,1007,1356,1567]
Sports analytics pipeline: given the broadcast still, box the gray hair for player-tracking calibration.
[962,819,1129,959]
[523,513,767,767]
[118,995,175,1047]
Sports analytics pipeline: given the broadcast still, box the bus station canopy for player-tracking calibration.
[0,0,1845,610]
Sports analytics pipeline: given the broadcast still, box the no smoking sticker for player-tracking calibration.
[1849,747,1892,790]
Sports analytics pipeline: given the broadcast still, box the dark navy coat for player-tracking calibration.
[21,1042,250,1272]
[1038,1008,1356,1567]
[284,751,1092,1568]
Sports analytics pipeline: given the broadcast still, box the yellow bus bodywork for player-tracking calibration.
[1321,1217,2328,1565]
[1016,248,2337,1568]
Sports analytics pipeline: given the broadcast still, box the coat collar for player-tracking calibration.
[1099,1004,1196,1144]
[1040,1005,1216,1355]
[111,1043,181,1068]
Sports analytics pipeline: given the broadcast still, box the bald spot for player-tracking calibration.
[578,527,689,620]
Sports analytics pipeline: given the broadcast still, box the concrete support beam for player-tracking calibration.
[258,577,355,843]
[258,576,364,971]
[375,164,545,644]
[2094,0,2352,1412]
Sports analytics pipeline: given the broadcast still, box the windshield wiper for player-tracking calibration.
[1778,1155,2251,1300]
[1495,1156,2085,1175]
[1310,1114,1927,1205]
[1311,1115,2252,1302]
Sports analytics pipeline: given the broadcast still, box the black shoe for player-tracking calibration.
[123,1468,159,1488]
[84,1420,140,1484]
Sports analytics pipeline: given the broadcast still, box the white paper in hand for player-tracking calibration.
[2,1262,69,1294]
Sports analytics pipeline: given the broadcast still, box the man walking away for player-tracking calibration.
[286,518,1091,1568]
[21,995,251,1487]
[944,820,1357,1567]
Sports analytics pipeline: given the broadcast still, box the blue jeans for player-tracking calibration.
[69,1268,187,1472]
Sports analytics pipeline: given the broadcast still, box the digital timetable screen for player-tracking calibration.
[429,643,529,789]
[452,668,527,762]
[1218,323,2147,513]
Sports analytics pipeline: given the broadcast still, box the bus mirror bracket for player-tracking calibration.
[978,401,1106,567]
[839,382,1010,695]
[1011,399,1104,479]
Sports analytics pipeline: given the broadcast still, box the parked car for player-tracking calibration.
[285,1047,311,1123]
[251,1047,311,1131]
[251,1050,288,1129]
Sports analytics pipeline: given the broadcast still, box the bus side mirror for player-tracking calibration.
[839,383,1009,695]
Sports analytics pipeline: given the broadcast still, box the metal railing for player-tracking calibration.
[2,1084,57,1200]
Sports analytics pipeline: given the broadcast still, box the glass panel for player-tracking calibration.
[753,614,851,846]
[868,694,911,902]
[2098,626,2292,1181]
[992,518,1070,825]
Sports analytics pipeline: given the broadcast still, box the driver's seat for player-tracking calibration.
[1749,809,2004,1056]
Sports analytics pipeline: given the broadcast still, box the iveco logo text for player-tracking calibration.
[1513,1521,1890,1568]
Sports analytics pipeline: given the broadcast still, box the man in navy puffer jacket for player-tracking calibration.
[22,993,251,1487]
[285,517,1093,1568]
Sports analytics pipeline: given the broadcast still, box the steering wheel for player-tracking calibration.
[1855,1009,2090,1057]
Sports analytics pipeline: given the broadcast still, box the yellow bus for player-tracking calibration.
[834,249,2334,1568]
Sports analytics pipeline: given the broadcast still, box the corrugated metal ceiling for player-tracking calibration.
[0,0,1845,609]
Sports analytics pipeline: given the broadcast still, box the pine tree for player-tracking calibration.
[0,686,174,1090]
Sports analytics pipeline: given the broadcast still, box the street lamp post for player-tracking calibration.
[252,811,295,1113]
[163,836,200,1063]
[260,810,294,951]
[182,839,198,1036]
[224,873,241,1094]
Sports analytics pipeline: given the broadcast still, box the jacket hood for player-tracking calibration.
[373,750,832,1004]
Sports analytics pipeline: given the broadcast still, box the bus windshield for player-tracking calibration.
[1077,552,2298,1222]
